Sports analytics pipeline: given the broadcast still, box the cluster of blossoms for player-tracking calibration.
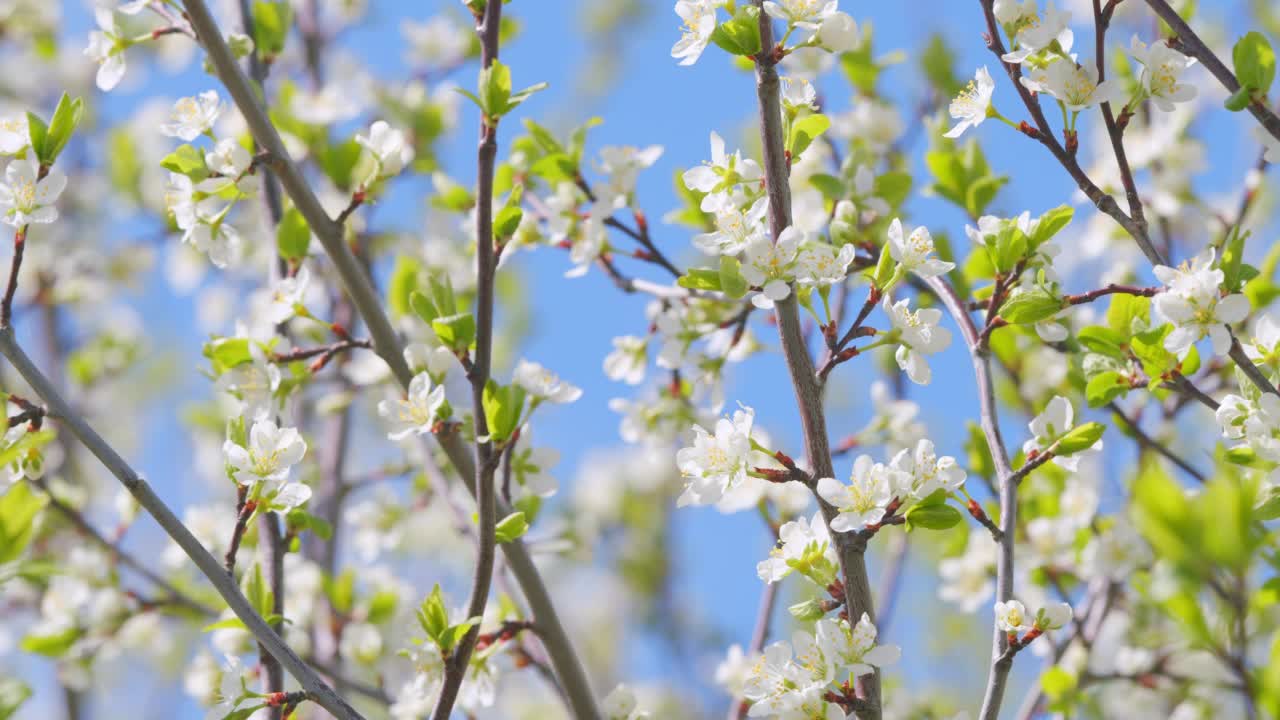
[1152,248,1250,358]
[742,615,900,718]
[818,439,967,531]
[673,0,859,67]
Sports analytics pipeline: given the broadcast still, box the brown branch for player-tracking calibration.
[1,226,28,328]
[433,2,503,717]
[751,4,880,717]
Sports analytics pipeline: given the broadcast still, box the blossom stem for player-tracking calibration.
[752,3,881,717]
[1,225,28,329]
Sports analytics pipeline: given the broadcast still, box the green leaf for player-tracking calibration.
[285,508,333,540]
[708,5,762,57]
[787,598,827,622]
[1086,371,1129,408]
[1225,86,1254,111]
[244,563,273,617]
[206,337,252,373]
[874,171,912,208]
[1030,205,1073,248]
[365,590,399,625]
[416,584,450,643]
[439,617,480,652]
[677,268,723,292]
[276,207,311,261]
[1077,325,1127,359]
[326,568,355,615]
[387,256,422,318]
[482,61,512,117]
[410,290,439,325]
[1000,289,1064,324]
[1040,665,1077,701]
[0,482,48,564]
[482,380,526,443]
[221,704,268,720]
[788,114,831,159]
[965,175,1007,219]
[494,205,523,239]
[24,112,47,162]
[20,626,80,657]
[809,173,844,201]
[431,312,476,351]
[41,94,84,166]
[905,502,962,530]
[1233,31,1276,96]
[251,1,294,59]
[920,33,963,96]
[160,144,210,181]
[1055,421,1105,455]
[202,617,248,632]
[494,511,529,543]
[719,256,748,299]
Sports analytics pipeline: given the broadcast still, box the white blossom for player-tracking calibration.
[887,218,954,278]
[1130,35,1197,111]
[514,359,583,404]
[356,120,414,179]
[817,12,859,53]
[890,438,966,498]
[756,512,837,584]
[676,405,755,507]
[672,0,718,66]
[763,0,837,29]
[160,91,223,142]
[85,9,129,92]
[604,335,648,385]
[795,238,856,289]
[377,372,447,440]
[265,265,310,324]
[1023,395,1100,471]
[1152,248,1249,358]
[1001,1,1073,64]
[1021,60,1124,112]
[693,194,768,256]
[0,115,29,155]
[223,419,310,509]
[0,158,66,227]
[683,131,763,208]
[742,227,801,309]
[944,66,996,138]
[816,454,901,532]
[883,296,952,385]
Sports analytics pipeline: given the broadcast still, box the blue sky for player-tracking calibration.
[12,0,1277,717]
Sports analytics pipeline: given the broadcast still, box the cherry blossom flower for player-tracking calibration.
[756,512,837,584]
[742,227,802,309]
[1023,395,1100,471]
[886,218,954,278]
[889,438,966,498]
[514,359,583,404]
[763,0,838,30]
[1000,1,1073,64]
[1130,35,1197,111]
[1152,248,1249,357]
[816,454,902,532]
[944,66,996,138]
[160,91,223,141]
[0,114,29,154]
[683,131,763,209]
[818,614,901,678]
[676,405,755,507]
[265,265,311,324]
[0,158,67,227]
[85,8,130,91]
[1021,60,1124,112]
[883,296,952,384]
[671,0,718,66]
[356,120,415,179]
[817,12,859,53]
[223,419,309,508]
[604,335,648,385]
[693,194,768,256]
[377,372,447,440]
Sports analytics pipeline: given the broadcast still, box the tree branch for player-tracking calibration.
[751,5,880,717]
[180,3,599,715]
[922,276,1019,720]
[0,326,365,720]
